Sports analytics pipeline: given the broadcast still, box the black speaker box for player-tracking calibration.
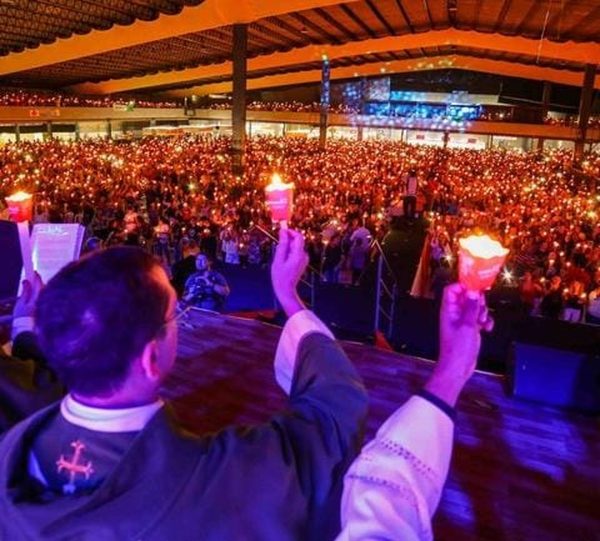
[510,341,600,414]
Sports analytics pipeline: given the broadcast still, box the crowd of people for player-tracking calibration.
[0,91,359,114]
[544,115,600,128]
[0,130,597,538]
[419,149,600,325]
[0,89,181,109]
[4,88,600,129]
[0,135,599,323]
[207,99,600,128]
[206,100,361,115]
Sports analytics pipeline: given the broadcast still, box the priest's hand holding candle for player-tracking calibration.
[424,239,504,406]
[458,234,509,293]
[6,191,33,223]
[265,173,294,230]
[5,191,35,285]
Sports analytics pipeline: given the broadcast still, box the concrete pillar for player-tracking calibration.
[45,122,53,139]
[574,64,597,161]
[357,125,364,141]
[359,77,368,114]
[15,124,20,143]
[74,123,81,141]
[536,138,544,151]
[541,81,551,116]
[538,81,551,150]
[319,57,331,149]
[522,138,532,152]
[231,24,247,176]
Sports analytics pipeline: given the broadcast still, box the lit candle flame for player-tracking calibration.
[266,172,293,192]
[6,191,32,203]
[459,235,509,259]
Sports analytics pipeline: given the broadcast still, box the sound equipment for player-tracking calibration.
[382,217,428,293]
[510,340,600,414]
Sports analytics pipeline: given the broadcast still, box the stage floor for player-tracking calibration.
[164,309,600,541]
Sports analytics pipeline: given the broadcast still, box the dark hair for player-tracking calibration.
[36,247,171,397]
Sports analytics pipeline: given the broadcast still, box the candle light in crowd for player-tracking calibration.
[265,172,294,229]
[458,234,509,293]
[501,267,515,285]
[5,191,35,284]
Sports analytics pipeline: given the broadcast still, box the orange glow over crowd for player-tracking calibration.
[1,136,599,322]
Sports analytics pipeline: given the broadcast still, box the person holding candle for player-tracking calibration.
[323,234,343,284]
[586,284,600,325]
[519,271,544,316]
[337,282,494,541]
[337,231,503,541]
[222,230,240,265]
[0,232,368,540]
[402,169,419,220]
[153,216,171,265]
[561,280,585,323]
[540,275,564,319]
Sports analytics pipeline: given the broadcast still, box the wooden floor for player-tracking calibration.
[165,309,600,541]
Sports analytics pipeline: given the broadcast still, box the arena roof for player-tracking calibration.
[0,0,598,95]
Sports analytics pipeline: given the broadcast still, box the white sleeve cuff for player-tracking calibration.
[274,309,334,395]
[370,395,454,516]
[11,316,35,342]
[339,396,454,541]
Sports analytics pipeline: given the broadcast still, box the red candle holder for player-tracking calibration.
[265,173,294,227]
[4,191,35,284]
[458,235,508,292]
[5,191,33,223]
